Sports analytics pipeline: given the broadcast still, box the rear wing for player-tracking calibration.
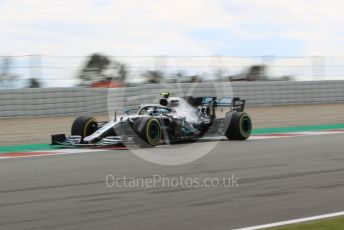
[186,96,246,112]
[216,97,246,112]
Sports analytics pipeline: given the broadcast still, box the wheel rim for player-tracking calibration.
[241,116,252,135]
[146,120,161,145]
[149,122,160,140]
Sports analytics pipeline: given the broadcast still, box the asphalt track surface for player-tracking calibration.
[0,134,343,230]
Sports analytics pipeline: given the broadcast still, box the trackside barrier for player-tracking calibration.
[0,81,344,118]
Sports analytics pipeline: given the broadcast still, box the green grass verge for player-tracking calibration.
[0,123,343,154]
[265,216,344,230]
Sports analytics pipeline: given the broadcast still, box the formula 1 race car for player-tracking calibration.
[51,92,252,147]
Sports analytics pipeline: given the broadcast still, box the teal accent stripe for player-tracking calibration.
[0,123,343,154]
[252,123,344,135]
[0,144,55,154]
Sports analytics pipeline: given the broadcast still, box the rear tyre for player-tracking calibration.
[225,112,252,140]
[134,118,161,147]
[71,115,98,140]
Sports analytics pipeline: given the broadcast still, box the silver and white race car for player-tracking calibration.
[51,92,252,147]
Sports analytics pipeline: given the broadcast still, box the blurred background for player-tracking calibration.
[1,0,344,89]
[1,54,344,88]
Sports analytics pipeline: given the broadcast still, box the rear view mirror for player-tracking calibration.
[124,109,130,115]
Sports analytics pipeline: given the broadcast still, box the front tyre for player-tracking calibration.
[225,112,252,140]
[135,118,161,147]
[71,115,98,140]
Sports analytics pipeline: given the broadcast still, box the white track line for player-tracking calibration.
[233,211,344,230]
[0,152,85,160]
[0,148,111,160]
